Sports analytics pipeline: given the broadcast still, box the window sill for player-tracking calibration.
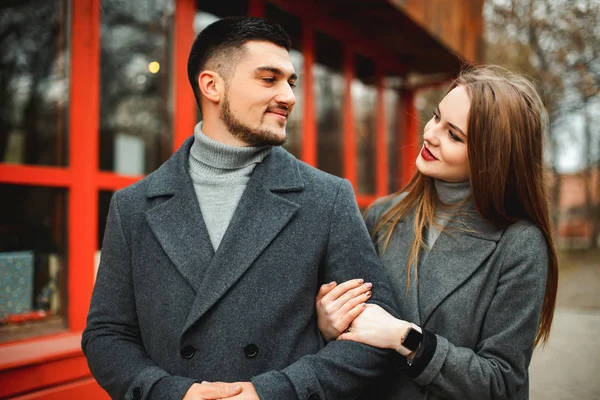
[0,332,83,370]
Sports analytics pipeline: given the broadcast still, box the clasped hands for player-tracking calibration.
[182,381,258,400]
[316,278,413,355]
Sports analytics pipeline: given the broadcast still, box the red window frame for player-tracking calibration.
[0,0,418,397]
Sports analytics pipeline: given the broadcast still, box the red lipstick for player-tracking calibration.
[420,146,438,161]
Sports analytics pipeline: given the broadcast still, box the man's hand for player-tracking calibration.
[228,382,260,399]
[182,382,242,400]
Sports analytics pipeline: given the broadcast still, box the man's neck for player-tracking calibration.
[200,117,248,147]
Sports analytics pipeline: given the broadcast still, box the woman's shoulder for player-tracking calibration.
[368,192,408,217]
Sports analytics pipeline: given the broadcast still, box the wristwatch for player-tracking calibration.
[397,323,423,353]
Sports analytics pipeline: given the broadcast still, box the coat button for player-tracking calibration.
[131,386,143,400]
[244,344,258,358]
[181,345,196,359]
[307,394,320,400]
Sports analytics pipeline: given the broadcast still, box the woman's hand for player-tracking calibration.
[338,304,410,352]
[315,279,372,341]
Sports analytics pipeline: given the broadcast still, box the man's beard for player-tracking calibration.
[220,96,287,147]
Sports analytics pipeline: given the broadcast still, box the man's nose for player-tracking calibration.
[275,83,296,107]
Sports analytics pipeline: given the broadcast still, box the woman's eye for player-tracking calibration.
[449,131,462,142]
[262,77,275,83]
[432,110,440,121]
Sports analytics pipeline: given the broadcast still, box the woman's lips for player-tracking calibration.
[421,146,438,161]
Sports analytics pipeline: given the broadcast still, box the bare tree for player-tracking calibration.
[485,0,600,247]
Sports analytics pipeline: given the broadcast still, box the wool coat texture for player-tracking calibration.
[361,195,548,400]
[81,137,399,400]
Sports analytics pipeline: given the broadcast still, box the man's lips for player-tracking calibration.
[267,109,289,118]
[421,146,438,161]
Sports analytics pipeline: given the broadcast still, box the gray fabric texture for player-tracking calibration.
[426,179,471,249]
[188,123,271,249]
[82,136,399,400]
[359,192,548,400]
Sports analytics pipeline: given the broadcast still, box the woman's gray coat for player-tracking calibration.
[362,195,548,400]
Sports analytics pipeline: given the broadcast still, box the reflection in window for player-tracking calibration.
[0,1,69,166]
[315,33,344,178]
[353,55,377,194]
[266,3,303,159]
[0,185,67,342]
[385,78,401,193]
[99,0,174,175]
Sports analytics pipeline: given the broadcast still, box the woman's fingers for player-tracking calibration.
[337,302,367,329]
[334,283,372,311]
[316,281,337,302]
[319,279,365,303]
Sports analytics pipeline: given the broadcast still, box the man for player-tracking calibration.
[82,16,398,400]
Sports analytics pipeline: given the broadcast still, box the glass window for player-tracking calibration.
[315,33,344,178]
[0,1,70,167]
[0,185,67,343]
[353,55,377,194]
[98,191,115,250]
[385,77,401,193]
[266,3,303,159]
[99,0,174,175]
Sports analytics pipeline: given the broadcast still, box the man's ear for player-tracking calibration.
[198,70,223,104]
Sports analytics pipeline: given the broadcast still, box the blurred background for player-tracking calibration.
[0,0,598,398]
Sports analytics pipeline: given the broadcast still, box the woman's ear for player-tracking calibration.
[198,70,222,104]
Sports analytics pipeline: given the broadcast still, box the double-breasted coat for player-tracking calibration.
[82,137,398,400]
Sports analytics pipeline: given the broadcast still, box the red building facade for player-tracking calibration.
[0,0,482,398]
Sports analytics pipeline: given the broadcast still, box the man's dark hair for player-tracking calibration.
[187,16,292,108]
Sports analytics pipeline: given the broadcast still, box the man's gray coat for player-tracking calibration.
[82,137,398,400]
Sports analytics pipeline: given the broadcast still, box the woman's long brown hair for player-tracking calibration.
[372,66,558,346]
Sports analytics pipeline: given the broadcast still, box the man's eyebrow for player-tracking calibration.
[255,66,297,81]
[437,105,467,137]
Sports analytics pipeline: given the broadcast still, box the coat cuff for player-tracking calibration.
[146,374,196,400]
[411,334,450,386]
[404,328,437,378]
[252,370,297,400]
[252,361,326,400]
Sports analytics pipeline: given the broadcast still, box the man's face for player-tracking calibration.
[220,41,297,146]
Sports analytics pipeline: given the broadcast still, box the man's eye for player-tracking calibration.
[262,77,275,83]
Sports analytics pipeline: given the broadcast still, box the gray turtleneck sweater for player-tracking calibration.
[188,123,271,250]
[426,179,471,249]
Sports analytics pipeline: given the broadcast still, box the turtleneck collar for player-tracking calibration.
[434,179,471,205]
[189,122,272,170]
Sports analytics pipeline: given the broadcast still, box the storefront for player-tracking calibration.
[0,0,482,398]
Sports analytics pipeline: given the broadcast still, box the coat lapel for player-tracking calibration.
[418,212,503,326]
[378,214,422,324]
[181,147,304,334]
[145,137,215,292]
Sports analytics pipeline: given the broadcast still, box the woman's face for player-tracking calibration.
[416,85,470,183]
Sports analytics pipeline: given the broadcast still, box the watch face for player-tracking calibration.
[403,328,423,352]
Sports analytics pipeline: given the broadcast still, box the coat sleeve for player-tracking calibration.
[81,194,195,400]
[251,179,400,400]
[411,223,549,400]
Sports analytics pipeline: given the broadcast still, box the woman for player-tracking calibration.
[316,66,558,399]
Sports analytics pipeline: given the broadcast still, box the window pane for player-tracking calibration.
[266,3,303,159]
[385,78,401,193]
[315,33,344,178]
[0,1,70,166]
[0,185,67,343]
[99,0,174,175]
[353,55,377,194]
